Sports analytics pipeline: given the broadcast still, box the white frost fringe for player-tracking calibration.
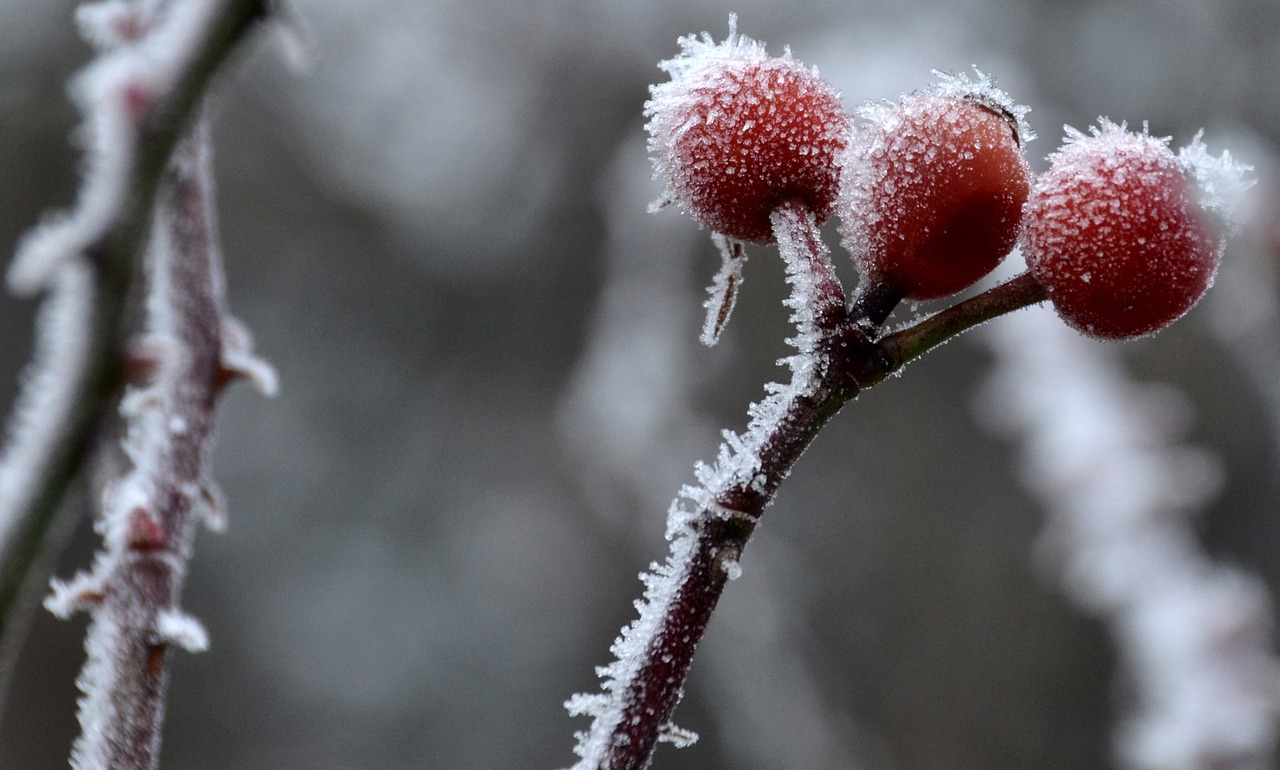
[0,265,94,569]
[8,0,229,296]
[982,305,1280,770]
[0,0,232,556]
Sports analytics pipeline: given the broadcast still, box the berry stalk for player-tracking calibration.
[569,202,910,770]
[867,271,1050,387]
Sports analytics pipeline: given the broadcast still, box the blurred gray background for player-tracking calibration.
[2,0,1280,768]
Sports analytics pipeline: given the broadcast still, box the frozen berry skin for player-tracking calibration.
[840,74,1032,301]
[645,20,849,244]
[1022,122,1221,340]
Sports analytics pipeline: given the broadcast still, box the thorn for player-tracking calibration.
[123,335,168,384]
[564,692,610,718]
[45,573,106,618]
[219,317,278,396]
[218,350,278,396]
[198,482,228,533]
[657,722,699,748]
[120,80,155,123]
[146,643,168,679]
[155,608,209,653]
[120,386,164,418]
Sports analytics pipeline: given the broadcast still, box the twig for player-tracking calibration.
[45,115,269,770]
[0,0,268,701]
[565,201,863,769]
[866,271,1048,386]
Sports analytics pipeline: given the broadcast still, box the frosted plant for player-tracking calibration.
[46,118,274,770]
[980,304,1280,770]
[0,0,275,767]
[565,18,1251,770]
[559,139,866,769]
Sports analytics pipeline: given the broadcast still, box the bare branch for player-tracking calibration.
[0,0,268,698]
[45,116,264,770]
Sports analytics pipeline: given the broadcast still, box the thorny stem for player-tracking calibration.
[0,0,267,699]
[602,393,849,770]
[69,119,229,770]
[581,240,1048,769]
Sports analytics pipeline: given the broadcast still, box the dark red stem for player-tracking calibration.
[75,122,228,770]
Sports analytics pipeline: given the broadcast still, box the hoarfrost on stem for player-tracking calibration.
[46,115,273,770]
[0,266,94,577]
[10,0,243,295]
[564,198,847,768]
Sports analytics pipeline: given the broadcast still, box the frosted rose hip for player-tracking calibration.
[645,20,849,244]
[840,73,1032,301]
[1022,122,1221,340]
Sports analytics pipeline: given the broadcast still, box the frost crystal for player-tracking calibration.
[657,722,700,748]
[1178,132,1254,232]
[699,234,747,346]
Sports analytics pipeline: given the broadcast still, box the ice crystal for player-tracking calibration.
[1177,131,1254,232]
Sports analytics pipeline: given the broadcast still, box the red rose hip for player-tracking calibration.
[645,18,849,244]
[840,72,1032,301]
[1022,122,1222,340]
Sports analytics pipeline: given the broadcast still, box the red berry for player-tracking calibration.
[645,21,849,244]
[840,74,1032,301]
[1022,122,1221,340]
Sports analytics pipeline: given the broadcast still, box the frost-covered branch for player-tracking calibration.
[981,306,1280,770]
[45,116,272,770]
[560,152,866,767]
[564,201,867,770]
[0,0,268,690]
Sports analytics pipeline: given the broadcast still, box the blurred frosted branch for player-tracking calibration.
[46,117,271,770]
[0,0,268,696]
[981,306,1280,770]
